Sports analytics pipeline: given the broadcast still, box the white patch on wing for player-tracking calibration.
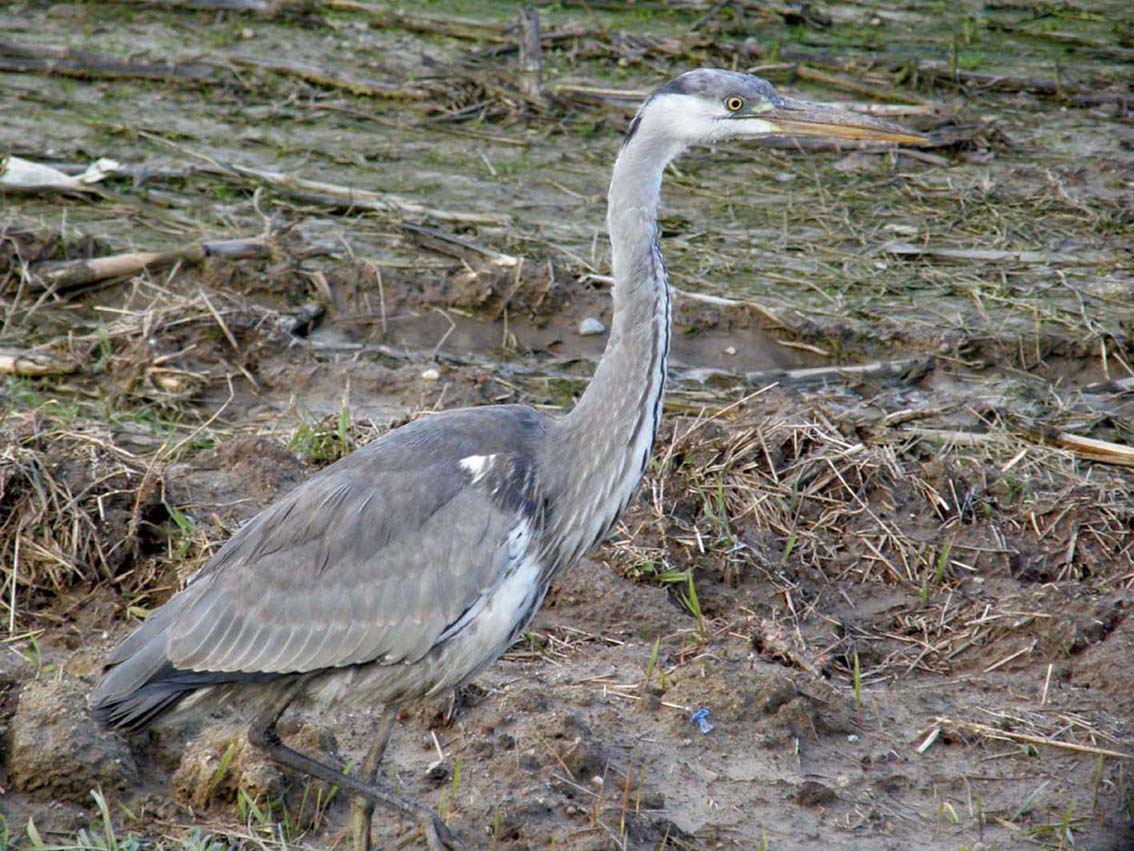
[459,453,496,484]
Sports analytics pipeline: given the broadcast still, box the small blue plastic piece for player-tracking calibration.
[691,707,714,734]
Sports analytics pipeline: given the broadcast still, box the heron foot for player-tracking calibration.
[424,813,465,851]
[350,799,464,851]
[250,697,462,851]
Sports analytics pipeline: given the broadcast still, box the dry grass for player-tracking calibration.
[607,388,1134,684]
[1,1,1133,847]
[0,410,163,628]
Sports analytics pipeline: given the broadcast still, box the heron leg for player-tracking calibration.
[350,703,399,851]
[248,692,463,851]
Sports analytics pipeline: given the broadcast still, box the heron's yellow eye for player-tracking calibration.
[725,96,745,113]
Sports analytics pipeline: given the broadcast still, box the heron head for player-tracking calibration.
[629,69,926,148]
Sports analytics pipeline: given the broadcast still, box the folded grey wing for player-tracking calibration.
[165,457,529,675]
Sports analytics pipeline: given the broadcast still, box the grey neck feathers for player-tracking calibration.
[545,126,684,567]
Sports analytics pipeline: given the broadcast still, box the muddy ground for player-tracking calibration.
[2,1,1134,849]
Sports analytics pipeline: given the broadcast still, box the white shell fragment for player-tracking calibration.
[577,317,607,336]
[0,156,120,191]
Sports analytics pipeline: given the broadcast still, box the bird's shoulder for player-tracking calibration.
[196,403,550,581]
[339,402,548,476]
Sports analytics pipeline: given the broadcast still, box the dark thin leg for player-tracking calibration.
[248,690,462,851]
[350,703,399,851]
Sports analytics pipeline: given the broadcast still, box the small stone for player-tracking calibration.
[241,28,256,39]
[425,760,450,784]
[883,223,918,237]
[421,368,441,381]
[577,317,606,336]
[724,345,737,356]
[795,780,837,807]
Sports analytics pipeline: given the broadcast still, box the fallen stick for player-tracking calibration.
[677,357,932,389]
[1084,376,1134,394]
[516,4,543,102]
[356,8,511,42]
[402,223,519,266]
[228,164,510,225]
[134,134,508,226]
[0,38,426,101]
[109,0,282,10]
[809,101,945,118]
[891,427,1000,447]
[933,717,1134,761]
[0,39,230,85]
[546,83,649,101]
[29,238,269,292]
[740,42,1130,105]
[581,272,803,332]
[549,82,943,117]
[989,21,1134,61]
[793,64,929,105]
[893,425,1134,468]
[228,55,428,99]
[0,348,78,376]
[1018,424,1134,468]
[918,60,1134,95]
[881,241,1113,265]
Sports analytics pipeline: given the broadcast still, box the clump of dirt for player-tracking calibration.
[426,259,565,321]
[668,660,856,742]
[8,676,138,801]
[167,435,309,531]
[171,724,284,810]
[542,547,678,640]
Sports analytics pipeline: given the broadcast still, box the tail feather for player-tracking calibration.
[93,661,282,732]
[92,671,193,732]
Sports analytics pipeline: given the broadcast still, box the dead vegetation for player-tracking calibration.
[612,389,1134,679]
[2,0,1133,849]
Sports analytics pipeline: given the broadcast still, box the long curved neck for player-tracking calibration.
[546,129,683,566]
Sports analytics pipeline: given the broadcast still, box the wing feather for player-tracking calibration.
[165,407,545,676]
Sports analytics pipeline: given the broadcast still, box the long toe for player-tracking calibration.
[350,799,375,851]
[424,814,465,851]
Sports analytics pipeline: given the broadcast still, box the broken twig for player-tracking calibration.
[0,348,79,376]
[29,238,269,292]
[935,717,1134,761]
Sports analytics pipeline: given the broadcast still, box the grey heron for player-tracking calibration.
[92,69,924,850]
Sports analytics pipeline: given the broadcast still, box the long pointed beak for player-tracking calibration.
[756,97,927,145]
